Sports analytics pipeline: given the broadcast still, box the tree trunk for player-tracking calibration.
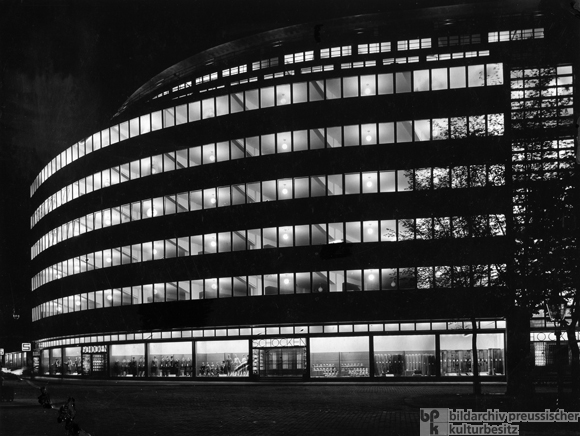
[472,318,481,395]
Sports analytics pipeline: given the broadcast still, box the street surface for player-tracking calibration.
[1,380,578,435]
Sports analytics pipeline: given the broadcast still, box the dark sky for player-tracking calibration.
[1,0,403,351]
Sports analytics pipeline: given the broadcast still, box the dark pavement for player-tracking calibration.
[1,379,579,436]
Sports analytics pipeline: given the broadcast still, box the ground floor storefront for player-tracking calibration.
[32,318,507,381]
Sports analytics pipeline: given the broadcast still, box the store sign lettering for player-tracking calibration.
[252,338,306,348]
[82,345,108,354]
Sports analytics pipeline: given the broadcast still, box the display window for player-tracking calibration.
[149,341,193,377]
[196,340,249,377]
[310,336,369,378]
[440,333,504,376]
[49,348,62,375]
[41,349,50,375]
[63,347,82,376]
[110,343,145,377]
[374,335,435,377]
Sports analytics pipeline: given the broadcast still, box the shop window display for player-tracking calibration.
[440,333,504,376]
[149,342,193,377]
[49,348,62,375]
[41,349,50,375]
[196,340,249,377]
[110,343,145,377]
[374,335,435,377]
[310,337,369,378]
[63,347,82,376]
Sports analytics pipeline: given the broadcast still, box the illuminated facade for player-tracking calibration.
[29,0,577,381]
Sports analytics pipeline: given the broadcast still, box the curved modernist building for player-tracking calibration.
[29,0,578,381]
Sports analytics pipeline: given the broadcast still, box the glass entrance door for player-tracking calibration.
[256,347,306,377]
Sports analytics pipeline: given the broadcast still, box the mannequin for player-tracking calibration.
[113,360,121,377]
[138,357,145,377]
[151,356,158,377]
[129,356,137,377]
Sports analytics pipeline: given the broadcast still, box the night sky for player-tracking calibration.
[1,0,405,351]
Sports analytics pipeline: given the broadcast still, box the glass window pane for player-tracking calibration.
[468,65,485,87]
[344,173,360,194]
[344,125,359,146]
[378,122,394,144]
[233,276,247,296]
[292,82,307,103]
[202,98,215,118]
[295,272,311,294]
[343,76,358,98]
[279,226,293,248]
[363,221,379,242]
[380,171,396,192]
[204,233,217,254]
[248,275,263,296]
[216,95,228,116]
[398,170,413,191]
[162,108,174,128]
[328,174,343,195]
[188,101,201,121]
[329,270,345,292]
[247,229,262,250]
[378,73,394,94]
[362,172,378,193]
[246,136,259,157]
[276,84,291,106]
[345,270,362,291]
[218,232,231,253]
[176,104,187,124]
[309,80,324,101]
[216,141,229,162]
[360,75,376,96]
[345,222,361,243]
[396,72,411,93]
[232,184,246,205]
[295,225,309,246]
[327,127,342,148]
[261,134,275,155]
[204,188,217,209]
[246,182,260,203]
[328,222,344,243]
[261,86,275,108]
[413,70,430,92]
[230,93,243,113]
[294,130,308,151]
[262,180,276,201]
[326,78,341,99]
[396,121,413,142]
[450,67,466,88]
[361,123,376,145]
[431,68,448,90]
[245,89,258,110]
[486,63,503,86]
[414,119,430,141]
[294,177,308,198]
[310,175,326,197]
[263,227,277,248]
[277,132,291,153]
[432,118,449,140]
[189,147,202,166]
[189,190,202,211]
